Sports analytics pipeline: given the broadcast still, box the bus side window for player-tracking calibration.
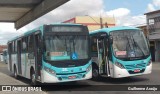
[91,36,98,57]
[12,41,15,54]
[8,43,12,54]
[21,37,28,53]
[108,41,112,61]
[22,38,25,53]
[25,37,28,52]
[15,41,17,53]
[28,35,34,59]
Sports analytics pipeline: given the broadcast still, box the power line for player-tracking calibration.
[85,15,100,24]
[125,23,147,27]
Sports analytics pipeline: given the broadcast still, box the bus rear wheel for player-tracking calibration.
[31,70,37,85]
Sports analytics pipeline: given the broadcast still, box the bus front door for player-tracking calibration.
[17,40,22,75]
[34,33,42,80]
[8,43,12,71]
[97,37,110,76]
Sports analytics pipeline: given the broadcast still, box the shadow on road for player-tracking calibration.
[9,74,92,91]
[0,62,153,91]
[7,75,150,91]
[90,76,150,84]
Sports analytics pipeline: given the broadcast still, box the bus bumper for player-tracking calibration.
[113,63,152,78]
[41,69,92,83]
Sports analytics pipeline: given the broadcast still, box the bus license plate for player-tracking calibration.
[134,69,140,73]
[68,76,76,79]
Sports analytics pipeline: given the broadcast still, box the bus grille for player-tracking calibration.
[125,63,146,69]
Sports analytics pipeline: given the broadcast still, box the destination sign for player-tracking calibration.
[50,26,83,32]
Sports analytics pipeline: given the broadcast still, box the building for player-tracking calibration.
[137,25,148,37]
[145,10,160,62]
[0,45,7,53]
[63,16,116,31]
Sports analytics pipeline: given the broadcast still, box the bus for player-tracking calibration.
[7,23,92,85]
[90,26,152,79]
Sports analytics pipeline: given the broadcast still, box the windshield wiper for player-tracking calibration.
[126,36,132,58]
[71,36,76,53]
[131,35,145,56]
[64,37,68,52]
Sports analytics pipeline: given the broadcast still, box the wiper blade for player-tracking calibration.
[131,35,145,56]
[126,36,132,57]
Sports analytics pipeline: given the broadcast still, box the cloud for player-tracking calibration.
[23,2,141,29]
[118,15,146,26]
[0,23,16,32]
[21,0,104,30]
[0,0,104,44]
[147,3,156,12]
[153,0,160,7]
[98,8,146,27]
[0,0,104,45]
[106,8,130,17]
[0,0,148,45]
[146,0,160,12]
[0,23,19,44]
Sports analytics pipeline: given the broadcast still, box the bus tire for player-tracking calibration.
[14,65,19,79]
[92,64,100,80]
[30,68,37,85]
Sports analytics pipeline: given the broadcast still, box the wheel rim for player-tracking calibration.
[31,73,36,84]
[14,68,17,77]
[92,69,98,78]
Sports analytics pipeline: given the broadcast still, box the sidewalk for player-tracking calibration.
[0,61,8,68]
[0,62,47,94]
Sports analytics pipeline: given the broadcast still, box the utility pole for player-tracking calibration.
[105,22,108,28]
[100,16,103,29]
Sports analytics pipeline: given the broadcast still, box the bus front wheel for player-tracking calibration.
[14,66,19,79]
[92,65,100,80]
[30,69,37,85]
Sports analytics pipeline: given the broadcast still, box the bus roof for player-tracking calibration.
[23,23,83,36]
[89,26,140,35]
[51,23,83,26]
[8,23,85,42]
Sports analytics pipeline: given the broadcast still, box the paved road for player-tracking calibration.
[0,62,159,94]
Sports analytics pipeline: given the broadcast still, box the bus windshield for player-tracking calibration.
[110,30,150,60]
[45,35,89,61]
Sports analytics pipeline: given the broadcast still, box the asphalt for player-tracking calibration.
[0,61,159,94]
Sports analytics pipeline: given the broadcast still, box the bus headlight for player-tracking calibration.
[147,60,152,66]
[86,65,92,72]
[44,66,56,75]
[115,62,125,69]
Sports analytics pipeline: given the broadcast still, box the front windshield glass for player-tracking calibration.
[110,30,150,59]
[45,35,88,61]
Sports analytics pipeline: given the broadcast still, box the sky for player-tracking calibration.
[104,0,152,15]
[0,0,160,45]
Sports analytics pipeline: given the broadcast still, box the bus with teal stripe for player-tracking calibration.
[7,23,92,85]
[90,26,152,79]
